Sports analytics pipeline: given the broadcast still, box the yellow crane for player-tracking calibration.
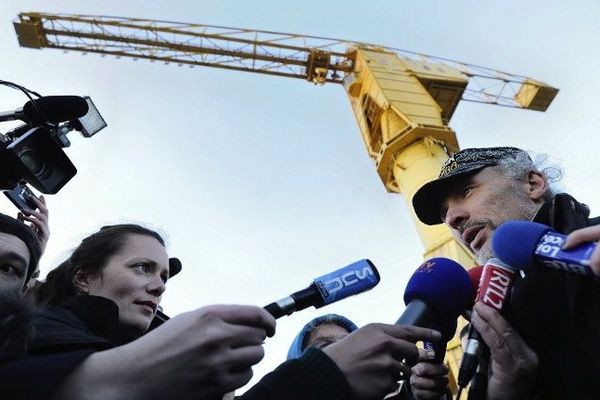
[13,11,558,394]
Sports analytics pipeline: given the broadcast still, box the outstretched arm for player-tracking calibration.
[54,304,276,400]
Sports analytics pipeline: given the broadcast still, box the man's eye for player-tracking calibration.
[463,186,473,197]
[0,264,19,276]
[312,340,334,350]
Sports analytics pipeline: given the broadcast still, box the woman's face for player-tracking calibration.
[84,233,169,332]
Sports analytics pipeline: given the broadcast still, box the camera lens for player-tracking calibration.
[20,148,50,179]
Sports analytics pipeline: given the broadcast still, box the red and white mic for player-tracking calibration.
[457,258,516,388]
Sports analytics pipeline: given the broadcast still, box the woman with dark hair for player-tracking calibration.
[32,224,181,352]
[9,223,276,400]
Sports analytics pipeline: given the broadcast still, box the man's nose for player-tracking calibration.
[445,202,469,231]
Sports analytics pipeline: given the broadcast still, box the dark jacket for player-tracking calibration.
[239,347,356,400]
[0,295,131,400]
[509,193,600,399]
[30,295,135,355]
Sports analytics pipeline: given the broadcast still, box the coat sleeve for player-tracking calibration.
[0,350,94,400]
[238,347,356,400]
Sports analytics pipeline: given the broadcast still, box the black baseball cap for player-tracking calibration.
[413,147,531,225]
[0,212,41,281]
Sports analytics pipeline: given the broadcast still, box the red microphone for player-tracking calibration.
[458,259,516,388]
[466,266,484,312]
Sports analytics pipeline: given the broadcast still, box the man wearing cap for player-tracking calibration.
[0,212,41,293]
[412,147,600,399]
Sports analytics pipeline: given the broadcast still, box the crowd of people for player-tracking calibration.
[0,146,598,399]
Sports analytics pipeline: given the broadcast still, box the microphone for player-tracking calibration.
[263,259,380,319]
[457,258,516,388]
[466,266,484,310]
[0,96,89,125]
[396,258,471,369]
[424,317,458,363]
[492,220,596,276]
[467,347,490,400]
[396,258,472,328]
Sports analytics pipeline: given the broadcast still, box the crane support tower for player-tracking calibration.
[13,12,558,392]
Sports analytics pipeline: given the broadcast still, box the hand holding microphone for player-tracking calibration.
[492,220,598,276]
[396,258,471,400]
[321,258,471,400]
[458,258,516,390]
[324,323,442,399]
[471,302,538,400]
[563,225,600,277]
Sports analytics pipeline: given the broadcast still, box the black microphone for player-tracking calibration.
[467,347,490,400]
[0,96,89,125]
[424,318,457,363]
[264,259,380,319]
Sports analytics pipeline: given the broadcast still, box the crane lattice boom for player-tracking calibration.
[14,12,557,111]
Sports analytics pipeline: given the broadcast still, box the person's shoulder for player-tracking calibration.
[587,215,600,227]
[30,305,110,354]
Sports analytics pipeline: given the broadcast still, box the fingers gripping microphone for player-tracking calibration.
[424,318,458,363]
[492,220,596,276]
[264,259,380,319]
[397,258,472,363]
[457,258,516,388]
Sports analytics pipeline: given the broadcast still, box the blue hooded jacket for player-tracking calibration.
[287,314,358,360]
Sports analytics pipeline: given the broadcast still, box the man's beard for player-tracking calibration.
[474,203,540,264]
[458,219,497,264]
[476,242,495,264]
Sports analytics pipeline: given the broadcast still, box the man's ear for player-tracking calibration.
[527,170,548,202]
[73,269,92,294]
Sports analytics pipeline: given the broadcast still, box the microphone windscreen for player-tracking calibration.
[492,220,551,270]
[313,259,380,306]
[23,96,89,124]
[404,257,472,320]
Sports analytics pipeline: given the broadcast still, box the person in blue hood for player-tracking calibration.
[288,314,358,359]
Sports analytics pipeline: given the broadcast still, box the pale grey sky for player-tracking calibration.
[1,0,599,392]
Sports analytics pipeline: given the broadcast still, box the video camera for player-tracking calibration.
[0,81,107,207]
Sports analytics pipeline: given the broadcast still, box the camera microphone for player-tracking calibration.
[264,259,380,319]
[0,96,89,125]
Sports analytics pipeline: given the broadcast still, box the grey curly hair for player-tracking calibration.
[496,150,563,203]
